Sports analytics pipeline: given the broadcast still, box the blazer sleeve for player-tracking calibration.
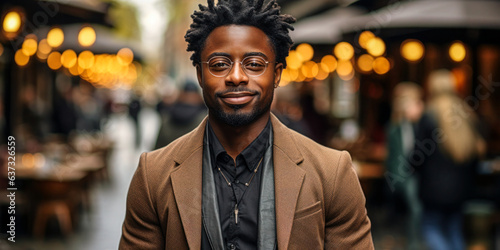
[119,153,165,249]
[324,151,374,249]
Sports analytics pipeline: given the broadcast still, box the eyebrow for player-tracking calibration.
[207,51,269,60]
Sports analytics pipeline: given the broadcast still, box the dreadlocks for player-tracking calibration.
[185,0,296,67]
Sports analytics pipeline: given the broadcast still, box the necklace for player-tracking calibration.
[217,156,264,224]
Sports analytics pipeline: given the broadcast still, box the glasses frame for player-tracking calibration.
[201,55,274,78]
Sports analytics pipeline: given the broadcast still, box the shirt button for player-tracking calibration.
[228,243,235,250]
[235,179,240,184]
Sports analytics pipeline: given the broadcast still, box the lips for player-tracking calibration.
[219,91,256,106]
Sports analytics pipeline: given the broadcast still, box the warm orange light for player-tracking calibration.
[69,63,84,76]
[334,42,354,60]
[301,61,319,78]
[401,39,425,62]
[78,50,95,69]
[22,153,35,168]
[22,35,38,56]
[14,49,29,66]
[449,41,466,62]
[366,37,385,57]
[61,49,77,68]
[296,43,314,62]
[357,54,374,73]
[78,26,96,47]
[286,50,303,70]
[3,11,22,33]
[47,27,64,47]
[38,39,51,54]
[320,55,337,72]
[117,48,134,65]
[47,51,62,70]
[337,60,353,77]
[373,57,390,75]
[315,66,329,80]
[358,31,375,49]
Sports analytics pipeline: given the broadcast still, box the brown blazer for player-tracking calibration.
[120,114,374,249]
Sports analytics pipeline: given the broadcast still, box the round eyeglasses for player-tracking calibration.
[201,56,273,77]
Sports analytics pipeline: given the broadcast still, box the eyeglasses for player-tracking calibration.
[201,56,273,78]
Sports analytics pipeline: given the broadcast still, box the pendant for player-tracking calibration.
[234,204,239,224]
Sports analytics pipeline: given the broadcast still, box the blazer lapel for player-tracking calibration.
[271,115,306,249]
[170,117,208,249]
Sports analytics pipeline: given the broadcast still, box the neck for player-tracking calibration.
[209,112,270,160]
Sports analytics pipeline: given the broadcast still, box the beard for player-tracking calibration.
[207,88,273,127]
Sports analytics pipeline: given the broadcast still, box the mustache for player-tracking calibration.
[215,87,259,97]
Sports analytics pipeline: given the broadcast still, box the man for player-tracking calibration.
[120,0,373,249]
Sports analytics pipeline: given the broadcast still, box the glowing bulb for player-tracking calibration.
[14,49,29,66]
[449,41,466,62]
[373,57,390,75]
[47,27,64,47]
[401,39,425,62]
[3,11,22,33]
[358,31,375,49]
[320,55,337,72]
[366,37,385,57]
[337,60,353,77]
[61,49,77,68]
[117,48,133,65]
[78,26,96,47]
[296,43,314,62]
[286,50,303,70]
[47,51,62,70]
[78,50,95,69]
[22,35,38,56]
[357,54,374,73]
[334,42,354,61]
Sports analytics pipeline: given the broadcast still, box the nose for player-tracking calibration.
[225,61,249,86]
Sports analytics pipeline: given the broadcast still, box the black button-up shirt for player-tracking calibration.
[207,120,271,250]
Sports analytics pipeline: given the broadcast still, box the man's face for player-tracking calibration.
[196,25,283,127]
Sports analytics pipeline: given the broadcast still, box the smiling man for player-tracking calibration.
[119,0,373,249]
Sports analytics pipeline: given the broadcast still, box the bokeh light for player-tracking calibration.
[286,50,303,70]
[47,27,64,47]
[61,49,77,68]
[47,51,62,70]
[15,49,29,66]
[320,55,337,72]
[301,61,319,78]
[117,48,134,65]
[38,39,52,54]
[358,31,375,49]
[78,50,95,69]
[337,60,353,77]
[357,54,374,73]
[296,43,314,62]
[78,26,96,47]
[334,42,354,61]
[449,41,466,62]
[373,57,390,75]
[3,11,22,33]
[401,39,425,62]
[22,35,38,56]
[366,37,385,57]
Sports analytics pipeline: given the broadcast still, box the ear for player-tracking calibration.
[196,64,203,88]
[273,63,283,88]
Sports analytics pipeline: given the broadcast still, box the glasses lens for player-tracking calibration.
[208,57,232,76]
[242,56,267,76]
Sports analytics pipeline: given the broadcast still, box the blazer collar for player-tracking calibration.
[171,114,306,249]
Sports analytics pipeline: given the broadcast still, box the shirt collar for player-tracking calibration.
[207,119,271,171]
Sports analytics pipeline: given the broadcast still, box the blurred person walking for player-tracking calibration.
[386,82,424,250]
[413,69,485,250]
[154,80,207,149]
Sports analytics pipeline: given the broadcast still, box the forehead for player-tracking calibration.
[201,25,275,59]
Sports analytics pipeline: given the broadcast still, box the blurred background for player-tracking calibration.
[0,0,499,249]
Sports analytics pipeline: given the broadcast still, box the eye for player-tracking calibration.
[209,57,232,71]
[243,57,266,71]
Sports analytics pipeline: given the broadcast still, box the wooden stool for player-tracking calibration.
[33,200,73,238]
